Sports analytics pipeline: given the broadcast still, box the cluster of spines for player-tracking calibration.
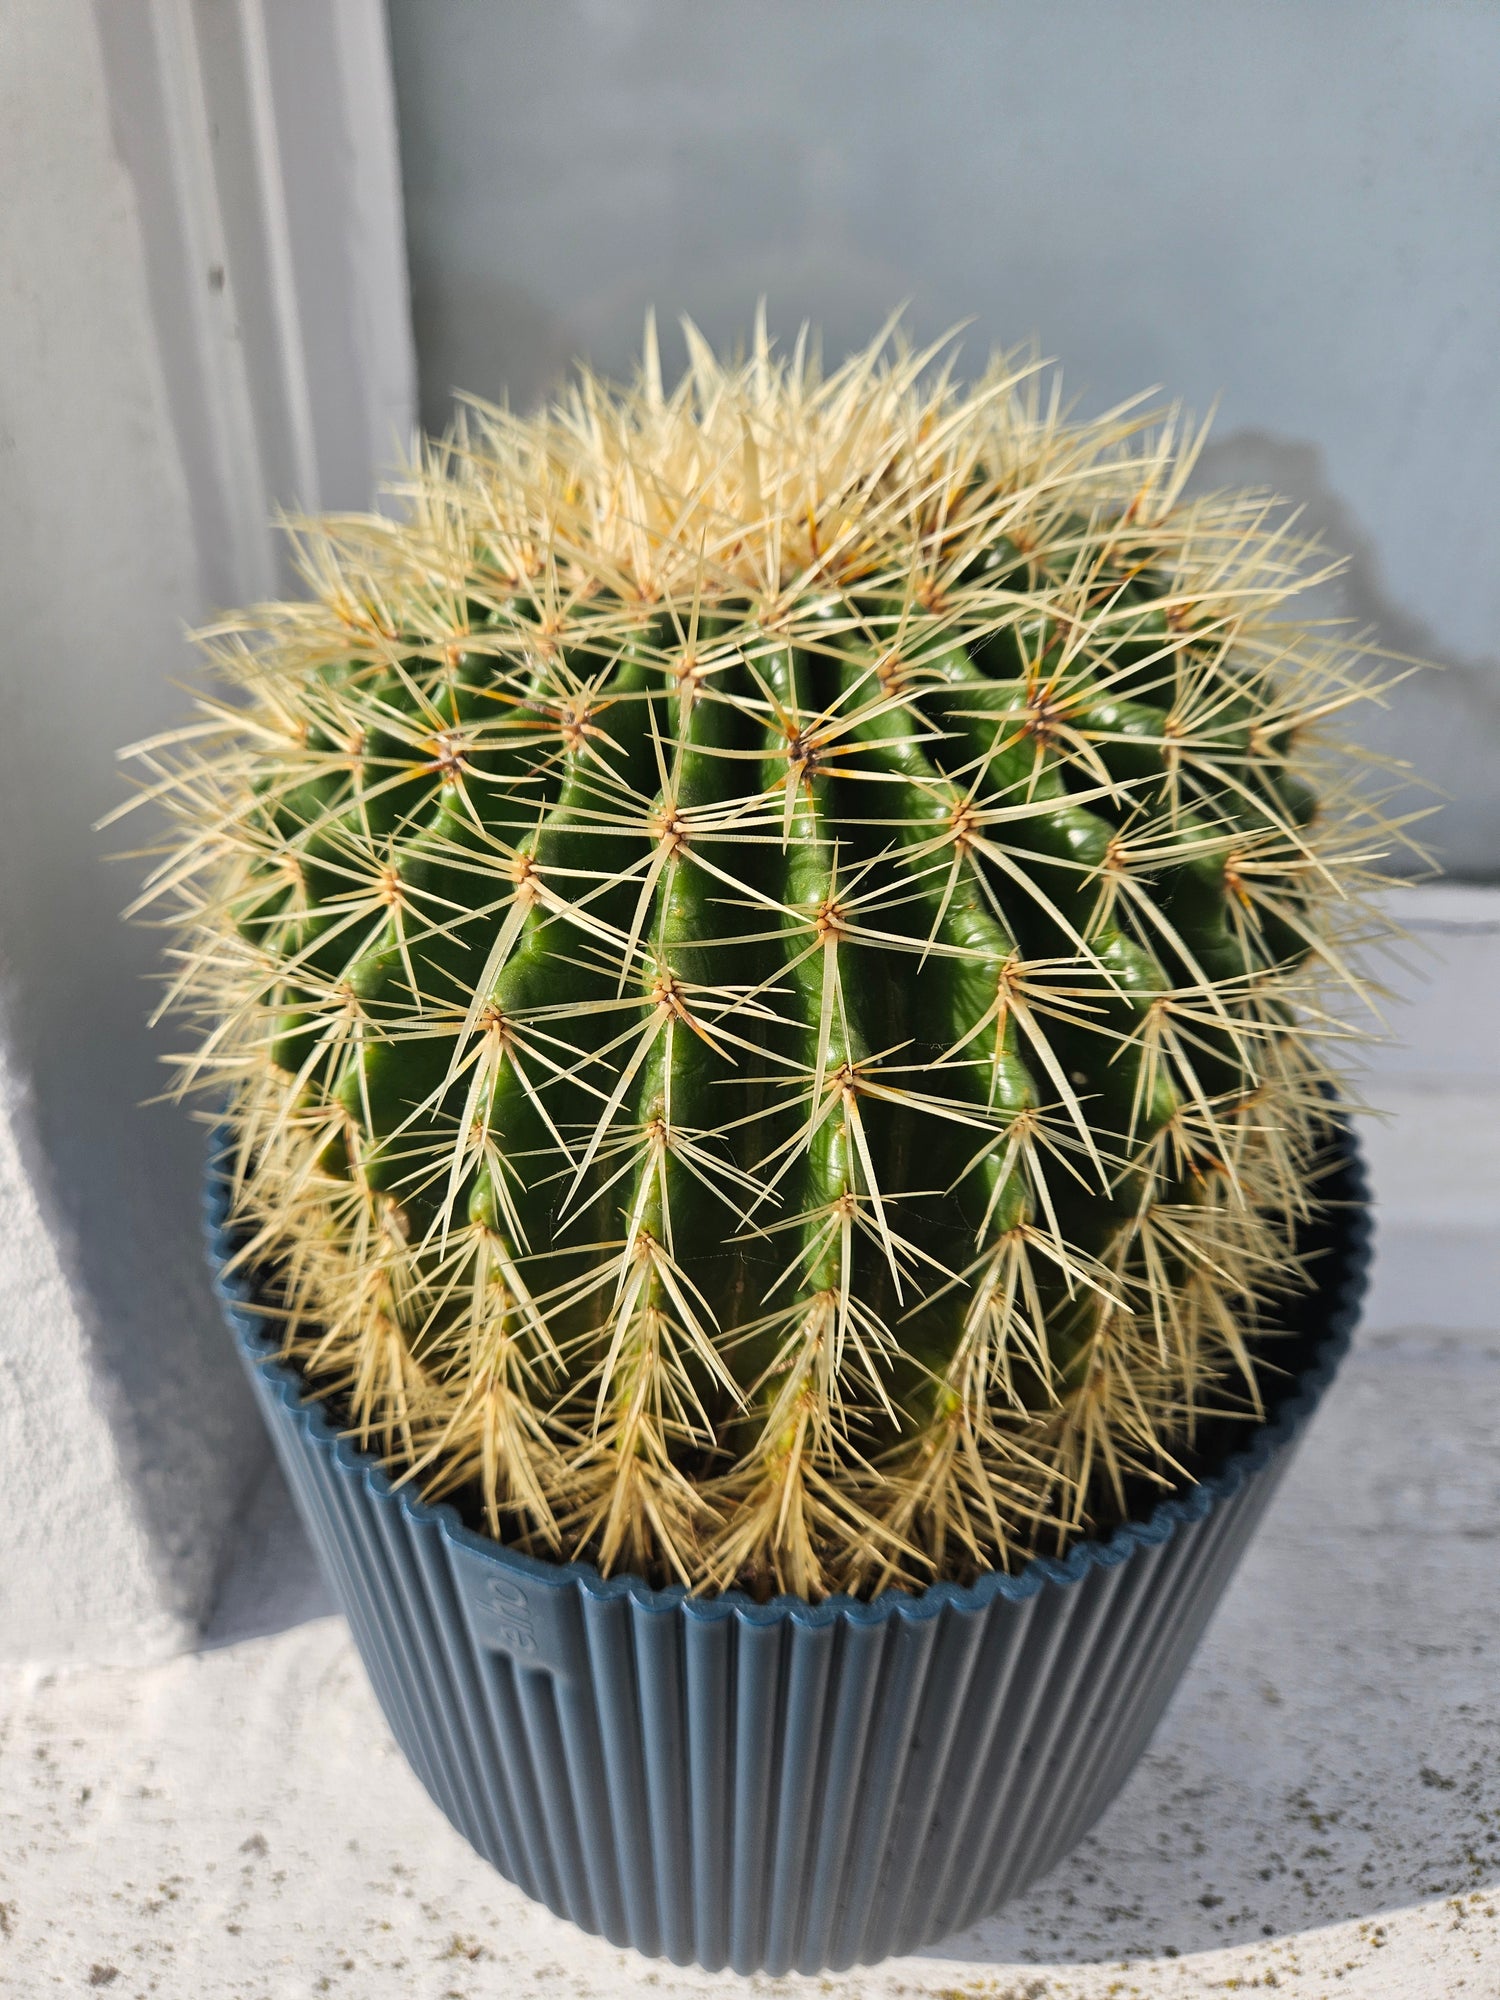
[121,321,1408,1599]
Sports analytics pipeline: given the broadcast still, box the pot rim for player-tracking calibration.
[205,1120,1371,1632]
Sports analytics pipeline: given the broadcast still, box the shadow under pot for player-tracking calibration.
[205,1123,1370,1978]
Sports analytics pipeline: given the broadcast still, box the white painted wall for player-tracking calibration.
[386,0,1500,878]
[0,0,414,1659]
[0,0,250,1660]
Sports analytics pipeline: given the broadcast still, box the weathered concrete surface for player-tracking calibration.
[0,886,1495,1996]
[0,1028,189,1662]
[1,1335,1497,1998]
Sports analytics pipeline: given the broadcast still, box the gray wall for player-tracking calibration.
[386,0,1500,877]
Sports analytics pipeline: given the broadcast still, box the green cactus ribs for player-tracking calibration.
[126,320,1402,1599]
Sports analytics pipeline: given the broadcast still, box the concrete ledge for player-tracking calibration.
[0,1034,197,1664]
[1,1331,1494,1996]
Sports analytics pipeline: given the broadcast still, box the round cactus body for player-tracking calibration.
[129,323,1402,1598]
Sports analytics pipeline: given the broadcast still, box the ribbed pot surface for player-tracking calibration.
[206,1128,1370,1975]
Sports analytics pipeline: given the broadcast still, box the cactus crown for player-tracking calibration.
[127,319,1404,1600]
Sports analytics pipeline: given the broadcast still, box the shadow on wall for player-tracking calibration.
[406,269,572,433]
[1196,432,1500,883]
[406,262,916,445]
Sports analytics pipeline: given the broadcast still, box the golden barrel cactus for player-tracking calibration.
[125,320,1408,1599]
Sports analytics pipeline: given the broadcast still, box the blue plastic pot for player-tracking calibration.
[206,1126,1369,1976]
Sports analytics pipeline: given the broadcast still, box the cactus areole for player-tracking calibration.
[129,322,1399,1601]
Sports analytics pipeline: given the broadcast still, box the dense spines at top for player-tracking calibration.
[123,320,1407,1599]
